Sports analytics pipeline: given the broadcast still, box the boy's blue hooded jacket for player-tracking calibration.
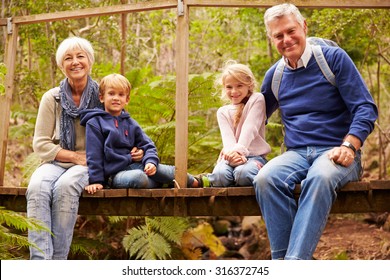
[80,108,159,185]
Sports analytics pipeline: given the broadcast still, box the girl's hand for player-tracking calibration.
[223,151,247,166]
[85,183,104,194]
[144,163,156,176]
[131,147,144,162]
[227,156,247,167]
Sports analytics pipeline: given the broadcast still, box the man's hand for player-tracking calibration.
[328,146,355,167]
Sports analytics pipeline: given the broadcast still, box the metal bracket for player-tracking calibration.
[177,0,184,16]
[7,18,13,34]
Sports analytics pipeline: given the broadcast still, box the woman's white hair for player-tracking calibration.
[264,3,305,37]
[55,36,94,74]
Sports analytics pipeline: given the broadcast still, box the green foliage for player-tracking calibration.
[0,207,51,259]
[122,216,190,260]
[21,153,42,187]
[129,71,222,173]
[0,63,6,95]
[334,251,349,260]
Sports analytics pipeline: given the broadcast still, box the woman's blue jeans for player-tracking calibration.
[26,163,88,260]
[253,146,362,260]
[112,162,195,189]
[209,155,267,187]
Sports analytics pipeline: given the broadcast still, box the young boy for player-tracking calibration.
[80,73,203,193]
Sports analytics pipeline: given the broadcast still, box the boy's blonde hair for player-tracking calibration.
[99,73,132,97]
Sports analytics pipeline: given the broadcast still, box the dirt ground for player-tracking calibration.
[314,213,390,260]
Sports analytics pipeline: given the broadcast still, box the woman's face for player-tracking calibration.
[62,48,90,82]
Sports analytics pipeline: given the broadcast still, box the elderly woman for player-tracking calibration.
[26,36,103,260]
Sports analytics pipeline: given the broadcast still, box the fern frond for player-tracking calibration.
[107,216,128,224]
[21,152,42,187]
[123,225,171,260]
[0,225,31,248]
[69,242,93,260]
[146,217,190,245]
[0,207,49,233]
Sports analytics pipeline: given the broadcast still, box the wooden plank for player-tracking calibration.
[0,24,18,186]
[1,1,177,26]
[186,0,390,9]
[1,181,390,216]
[174,3,190,189]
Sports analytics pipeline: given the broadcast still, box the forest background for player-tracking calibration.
[0,0,389,260]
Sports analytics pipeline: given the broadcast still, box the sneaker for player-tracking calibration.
[194,174,211,188]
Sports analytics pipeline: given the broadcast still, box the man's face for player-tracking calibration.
[268,14,307,67]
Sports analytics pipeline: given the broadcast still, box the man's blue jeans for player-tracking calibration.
[253,146,362,260]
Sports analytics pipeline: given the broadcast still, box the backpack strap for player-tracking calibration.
[52,89,61,142]
[271,45,336,101]
[311,45,336,87]
[271,59,285,101]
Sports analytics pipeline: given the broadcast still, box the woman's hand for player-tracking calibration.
[131,147,144,162]
[144,163,156,176]
[73,151,87,166]
[56,150,87,166]
[85,183,103,194]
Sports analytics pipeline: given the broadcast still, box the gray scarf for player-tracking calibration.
[59,76,101,150]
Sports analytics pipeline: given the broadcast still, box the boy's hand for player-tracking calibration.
[131,147,144,162]
[85,183,104,194]
[144,163,156,176]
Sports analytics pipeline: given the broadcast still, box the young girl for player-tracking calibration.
[202,61,271,187]
[80,73,202,193]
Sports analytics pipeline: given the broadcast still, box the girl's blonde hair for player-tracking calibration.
[99,73,132,97]
[216,60,258,127]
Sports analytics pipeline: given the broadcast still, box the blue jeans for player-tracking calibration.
[112,162,195,189]
[26,163,88,260]
[253,146,362,260]
[209,156,267,187]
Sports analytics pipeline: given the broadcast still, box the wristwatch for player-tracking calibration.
[341,141,357,154]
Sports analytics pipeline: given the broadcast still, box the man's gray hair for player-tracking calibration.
[264,3,305,37]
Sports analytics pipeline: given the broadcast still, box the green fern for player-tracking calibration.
[0,207,51,259]
[122,216,190,260]
[21,152,42,187]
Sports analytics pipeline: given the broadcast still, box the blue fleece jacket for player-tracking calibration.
[80,108,159,185]
[261,45,378,149]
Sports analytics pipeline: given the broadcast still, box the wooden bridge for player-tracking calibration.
[1,180,389,216]
[1,0,390,216]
